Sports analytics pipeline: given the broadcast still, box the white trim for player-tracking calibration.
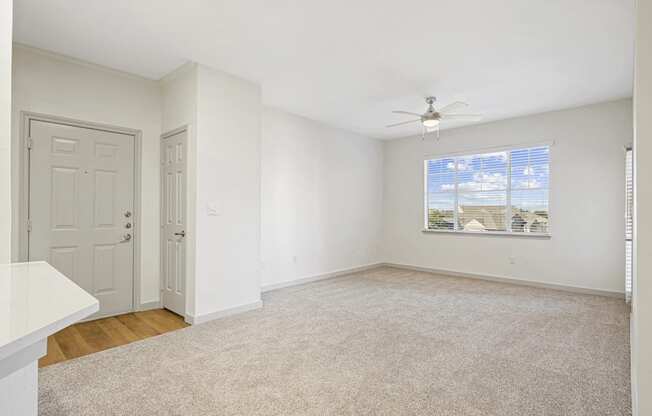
[506,150,513,232]
[261,263,384,292]
[382,262,625,298]
[161,125,189,139]
[185,300,263,325]
[423,140,555,159]
[422,229,551,238]
[137,300,162,312]
[18,112,143,313]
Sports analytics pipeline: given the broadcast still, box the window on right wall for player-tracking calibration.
[424,145,550,235]
[625,147,633,303]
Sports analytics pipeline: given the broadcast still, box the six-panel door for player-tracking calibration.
[160,130,186,316]
[28,120,135,318]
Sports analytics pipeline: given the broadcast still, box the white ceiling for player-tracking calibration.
[13,0,634,139]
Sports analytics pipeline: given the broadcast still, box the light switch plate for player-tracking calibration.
[207,202,221,216]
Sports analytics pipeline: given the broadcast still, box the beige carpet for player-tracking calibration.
[39,267,631,415]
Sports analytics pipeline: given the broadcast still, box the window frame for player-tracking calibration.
[422,143,552,238]
[625,146,633,303]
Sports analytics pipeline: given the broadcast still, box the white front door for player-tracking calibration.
[160,129,187,316]
[28,119,135,318]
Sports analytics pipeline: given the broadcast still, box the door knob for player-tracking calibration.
[124,210,132,218]
[174,231,186,238]
[120,233,132,243]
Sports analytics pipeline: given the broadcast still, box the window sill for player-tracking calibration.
[422,229,551,238]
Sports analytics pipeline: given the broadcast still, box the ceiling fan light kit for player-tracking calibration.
[422,117,439,128]
[387,96,483,140]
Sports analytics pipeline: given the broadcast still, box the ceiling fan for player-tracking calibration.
[387,96,483,138]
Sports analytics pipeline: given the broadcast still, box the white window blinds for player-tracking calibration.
[625,148,633,303]
[425,146,550,234]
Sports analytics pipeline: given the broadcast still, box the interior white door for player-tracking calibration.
[160,129,187,316]
[28,119,135,318]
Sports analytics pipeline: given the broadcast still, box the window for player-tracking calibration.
[425,145,550,235]
[625,147,633,303]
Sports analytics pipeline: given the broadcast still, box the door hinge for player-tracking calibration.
[27,219,32,233]
[26,137,33,150]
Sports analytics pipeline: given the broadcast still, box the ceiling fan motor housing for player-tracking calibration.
[421,112,441,128]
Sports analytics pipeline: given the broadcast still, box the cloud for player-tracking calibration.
[454,161,469,171]
[517,179,541,189]
[457,172,507,191]
[461,193,506,201]
[485,152,508,162]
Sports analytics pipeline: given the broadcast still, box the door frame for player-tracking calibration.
[18,111,144,315]
[159,125,189,317]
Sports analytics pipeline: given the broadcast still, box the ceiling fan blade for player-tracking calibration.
[438,101,469,114]
[392,110,423,117]
[441,114,483,122]
[386,119,421,128]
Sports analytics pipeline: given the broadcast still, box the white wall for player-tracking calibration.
[191,64,262,318]
[261,107,384,288]
[632,0,652,413]
[161,63,197,133]
[0,0,12,263]
[11,45,163,305]
[383,99,632,294]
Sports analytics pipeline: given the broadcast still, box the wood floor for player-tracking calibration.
[39,309,189,368]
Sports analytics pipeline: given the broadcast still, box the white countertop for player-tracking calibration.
[0,261,99,362]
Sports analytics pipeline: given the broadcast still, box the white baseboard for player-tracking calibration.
[382,262,625,299]
[261,263,384,292]
[136,300,161,312]
[186,300,263,325]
